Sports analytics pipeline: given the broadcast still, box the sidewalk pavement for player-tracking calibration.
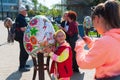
[0,21,95,80]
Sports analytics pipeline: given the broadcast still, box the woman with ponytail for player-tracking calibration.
[75,0,120,80]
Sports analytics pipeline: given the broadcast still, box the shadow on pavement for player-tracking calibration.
[51,72,84,80]
[71,72,85,80]
[26,58,34,68]
[6,71,22,80]
[0,42,9,46]
[5,59,33,80]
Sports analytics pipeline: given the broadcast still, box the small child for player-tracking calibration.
[4,18,14,43]
[44,29,73,80]
[4,17,13,29]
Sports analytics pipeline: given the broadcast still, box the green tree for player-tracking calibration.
[47,8,62,17]
[30,1,62,17]
[38,4,49,15]
[28,10,35,17]
[32,0,38,11]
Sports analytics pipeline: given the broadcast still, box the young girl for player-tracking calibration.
[59,11,69,43]
[4,18,14,43]
[44,29,73,80]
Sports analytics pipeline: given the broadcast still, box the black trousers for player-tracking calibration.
[19,40,29,68]
[72,48,78,70]
[69,34,79,70]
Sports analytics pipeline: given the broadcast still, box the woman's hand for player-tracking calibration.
[20,27,26,31]
[83,36,92,45]
[75,38,85,53]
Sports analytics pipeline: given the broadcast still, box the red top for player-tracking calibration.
[67,21,78,37]
[50,42,73,78]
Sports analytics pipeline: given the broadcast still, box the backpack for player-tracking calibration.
[7,23,17,43]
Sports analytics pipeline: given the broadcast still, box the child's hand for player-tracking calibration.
[51,45,56,52]
[83,36,92,45]
[43,46,52,53]
[20,27,26,31]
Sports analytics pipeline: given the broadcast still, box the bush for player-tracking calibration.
[53,23,59,32]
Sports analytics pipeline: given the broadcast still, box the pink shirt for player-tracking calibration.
[75,29,120,78]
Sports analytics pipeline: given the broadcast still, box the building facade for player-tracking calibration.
[0,0,19,20]
[61,0,94,24]
[0,0,33,20]
[61,0,67,12]
[60,0,108,23]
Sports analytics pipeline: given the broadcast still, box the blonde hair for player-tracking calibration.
[4,18,13,28]
[54,29,66,39]
[61,11,69,22]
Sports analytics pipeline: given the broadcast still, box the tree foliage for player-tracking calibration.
[47,8,62,17]
[28,10,35,17]
[27,3,62,17]
[32,0,38,11]
[38,4,49,15]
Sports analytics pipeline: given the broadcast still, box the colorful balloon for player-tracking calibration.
[83,16,92,29]
[23,15,55,57]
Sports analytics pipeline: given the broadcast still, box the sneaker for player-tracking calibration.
[73,68,79,72]
[19,68,30,72]
[25,64,30,67]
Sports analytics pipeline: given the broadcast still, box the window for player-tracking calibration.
[8,0,17,3]
[2,0,8,3]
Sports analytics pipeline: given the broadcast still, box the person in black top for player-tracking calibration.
[59,11,79,72]
[59,11,69,42]
[15,6,30,72]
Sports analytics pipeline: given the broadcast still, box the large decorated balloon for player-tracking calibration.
[23,15,55,57]
[83,16,92,29]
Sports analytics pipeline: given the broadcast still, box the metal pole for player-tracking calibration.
[1,0,3,20]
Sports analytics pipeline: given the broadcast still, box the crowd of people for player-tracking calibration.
[15,6,30,72]
[43,1,120,79]
[75,0,120,80]
[3,0,120,80]
[59,11,79,72]
[4,6,30,72]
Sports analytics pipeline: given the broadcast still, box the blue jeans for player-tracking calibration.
[95,75,120,80]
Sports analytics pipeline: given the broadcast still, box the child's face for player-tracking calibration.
[55,32,65,44]
[6,20,12,27]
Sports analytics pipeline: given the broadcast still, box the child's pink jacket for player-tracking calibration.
[75,29,120,78]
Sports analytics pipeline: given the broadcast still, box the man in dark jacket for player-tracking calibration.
[15,6,30,72]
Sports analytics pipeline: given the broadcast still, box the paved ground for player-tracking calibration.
[0,21,95,80]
